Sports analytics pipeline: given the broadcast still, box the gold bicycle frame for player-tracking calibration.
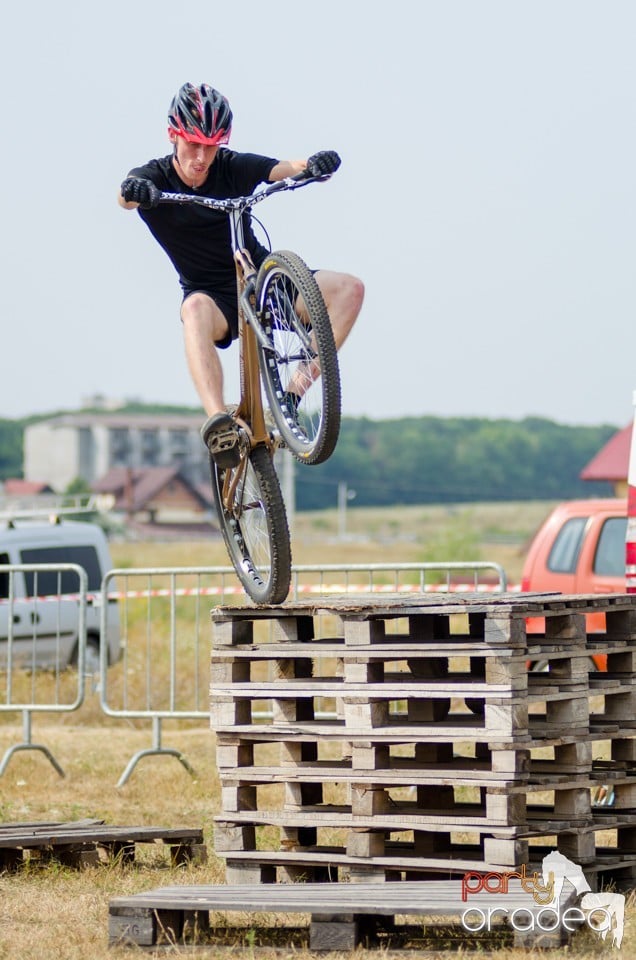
[234,249,269,448]
[217,232,274,512]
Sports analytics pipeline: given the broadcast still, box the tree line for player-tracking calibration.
[293,415,617,510]
[0,410,618,508]
[0,420,23,482]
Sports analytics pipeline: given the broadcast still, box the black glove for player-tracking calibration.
[120,177,161,209]
[306,150,341,178]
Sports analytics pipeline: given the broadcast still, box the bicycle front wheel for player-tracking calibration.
[256,250,341,465]
[211,444,291,604]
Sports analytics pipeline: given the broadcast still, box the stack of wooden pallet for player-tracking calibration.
[210,593,636,889]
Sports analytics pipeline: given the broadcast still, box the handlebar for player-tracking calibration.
[158,170,330,213]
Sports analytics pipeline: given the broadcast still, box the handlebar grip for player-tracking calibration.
[291,170,329,184]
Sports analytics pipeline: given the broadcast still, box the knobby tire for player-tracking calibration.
[210,444,291,604]
[255,250,341,465]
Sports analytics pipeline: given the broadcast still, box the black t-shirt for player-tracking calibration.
[127,149,278,294]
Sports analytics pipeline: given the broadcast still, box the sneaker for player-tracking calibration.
[200,411,241,468]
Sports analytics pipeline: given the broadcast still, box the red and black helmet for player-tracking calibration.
[168,83,232,146]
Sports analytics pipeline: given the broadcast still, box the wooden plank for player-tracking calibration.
[212,592,636,623]
[215,723,611,751]
[218,846,527,875]
[215,801,594,835]
[0,818,104,831]
[213,641,525,657]
[214,808,525,833]
[214,594,536,619]
[214,760,528,786]
[211,678,520,697]
[218,767,591,796]
[588,678,636,692]
[212,716,533,742]
[0,823,203,848]
[218,833,636,870]
[109,877,571,916]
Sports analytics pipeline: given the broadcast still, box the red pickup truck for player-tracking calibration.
[520,498,627,667]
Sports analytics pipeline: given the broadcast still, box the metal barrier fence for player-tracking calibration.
[99,561,507,785]
[290,561,508,597]
[0,560,508,783]
[0,563,87,777]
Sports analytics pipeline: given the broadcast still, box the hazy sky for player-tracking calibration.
[2,1,634,427]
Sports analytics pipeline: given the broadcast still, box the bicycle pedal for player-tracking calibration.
[210,436,241,469]
[207,429,238,453]
[204,422,241,468]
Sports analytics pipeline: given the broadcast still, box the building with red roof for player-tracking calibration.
[580,424,631,496]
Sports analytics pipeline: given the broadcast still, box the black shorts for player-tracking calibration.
[181,287,238,350]
[182,267,320,350]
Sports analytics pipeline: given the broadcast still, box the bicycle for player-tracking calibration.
[158,170,341,604]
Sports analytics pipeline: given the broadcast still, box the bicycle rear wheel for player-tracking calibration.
[255,250,341,465]
[211,444,291,604]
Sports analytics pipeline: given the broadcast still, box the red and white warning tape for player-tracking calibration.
[0,581,519,604]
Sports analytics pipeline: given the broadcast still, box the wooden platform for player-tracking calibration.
[209,593,636,886]
[108,879,578,950]
[0,819,206,869]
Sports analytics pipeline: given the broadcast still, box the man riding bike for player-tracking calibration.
[119,82,364,464]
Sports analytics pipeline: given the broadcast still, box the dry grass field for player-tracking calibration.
[1,500,633,958]
[112,499,557,584]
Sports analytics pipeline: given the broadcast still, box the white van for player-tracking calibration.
[0,518,120,672]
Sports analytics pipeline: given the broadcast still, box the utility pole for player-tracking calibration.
[338,481,356,540]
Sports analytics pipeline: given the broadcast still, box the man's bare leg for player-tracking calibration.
[286,270,364,397]
[182,292,240,465]
[181,292,229,416]
[315,269,364,350]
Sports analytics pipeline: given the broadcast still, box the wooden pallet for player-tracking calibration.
[220,844,636,890]
[216,766,594,827]
[211,591,636,620]
[210,595,636,886]
[108,879,578,950]
[0,819,206,870]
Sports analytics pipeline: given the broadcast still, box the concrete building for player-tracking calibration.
[24,413,209,492]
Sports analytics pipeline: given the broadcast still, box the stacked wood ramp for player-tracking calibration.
[110,591,636,949]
